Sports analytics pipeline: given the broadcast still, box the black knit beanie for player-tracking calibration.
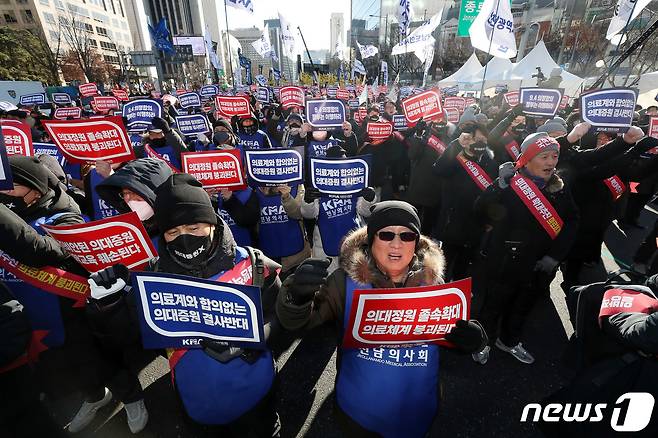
[154,173,217,232]
[8,155,52,195]
[367,200,421,245]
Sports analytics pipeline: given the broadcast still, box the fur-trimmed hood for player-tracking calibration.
[339,227,445,288]
[545,172,565,194]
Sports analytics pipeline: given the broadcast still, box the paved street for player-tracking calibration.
[45,205,656,438]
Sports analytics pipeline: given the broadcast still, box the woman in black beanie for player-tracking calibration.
[275,200,487,437]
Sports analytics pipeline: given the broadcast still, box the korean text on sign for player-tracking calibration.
[41,212,157,272]
[181,149,247,190]
[132,272,265,349]
[42,116,134,163]
[343,278,471,348]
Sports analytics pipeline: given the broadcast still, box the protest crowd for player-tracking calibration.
[1,73,658,438]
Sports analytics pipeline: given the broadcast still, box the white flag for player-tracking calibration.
[422,45,434,87]
[225,0,253,14]
[357,40,379,59]
[387,72,400,101]
[399,0,411,38]
[278,12,297,59]
[391,9,442,56]
[204,26,220,70]
[353,59,366,76]
[251,25,274,58]
[381,61,388,85]
[358,83,368,105]
[469,0,517,59]
[607,0,652,40]
[333,39,346,60]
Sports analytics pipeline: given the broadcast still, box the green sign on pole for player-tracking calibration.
[457,0,486,37]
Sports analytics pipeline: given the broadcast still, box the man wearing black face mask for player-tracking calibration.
[237,115,273,150]
[138,117,188,170]
[432,124,498,282]
[86,173,285,436]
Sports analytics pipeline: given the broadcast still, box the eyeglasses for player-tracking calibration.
[377,231,418,242]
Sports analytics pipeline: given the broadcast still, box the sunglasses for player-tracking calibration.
[377,231,418,242]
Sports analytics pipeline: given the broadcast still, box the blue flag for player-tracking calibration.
[149,18,175,54]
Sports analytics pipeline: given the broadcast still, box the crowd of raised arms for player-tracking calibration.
[0,82,657,438]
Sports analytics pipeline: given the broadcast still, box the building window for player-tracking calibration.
[17,0,28,4]
[54,0,64,10]
[104,55,119,64]
[49,30,59,40]
[96,26,108,36]
[43,11,55,24]
[21,9,34,23]
[89,39,97,47]
[0,0,10,5]
[84,23,93,32]
[118,0,124,17]
[100,40,116,50]
[3,11,17,23]
[39,0,49,5]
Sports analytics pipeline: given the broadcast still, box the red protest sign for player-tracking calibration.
[279,86,305,109]
[336,89,350,100]
[354,107,368,124]
[92,96,120,113]
[181,149,247,190]
[42,116,134,163]
[402,89,443,123]
[367,122,394,141]
[79,82,99,97]
[443,96,466,113]
[342,278,471,349]
[464,97,476,107]
[559,95,570,110]
[111,89,129,101]
[1,120,33,156]
[649,117,658,139]
[53,107,82,120]
[215,95,251,117]
[444,108,460,124]
[41,212,157,272]
[504,91,519,107]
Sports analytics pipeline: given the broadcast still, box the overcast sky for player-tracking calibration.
[218,0,354,50]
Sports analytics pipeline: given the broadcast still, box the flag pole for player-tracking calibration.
[600,0,639,88]
[478,0,501,100]
[223,0,235,86]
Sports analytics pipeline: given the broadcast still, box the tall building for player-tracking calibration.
[230,27,277,80]
[0,0,134,68]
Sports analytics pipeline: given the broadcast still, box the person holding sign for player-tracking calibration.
[276,201,487,437]
[472,133,578,365]
[236,114,273,150]
[137,118,188,171]
[556,123,655,290]
[301,145,377,273]
[86,173,285,436]
[432,124,498,282]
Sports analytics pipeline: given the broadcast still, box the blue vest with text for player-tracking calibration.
[317,196,359,256]
[217,189,253,247]
[336,277,440,438]
[255,187,305,258]
[150,144,181,170]
[89,168,120,220]
[238,130,269,150]
[307,139,337,159]
[173,247,275,424]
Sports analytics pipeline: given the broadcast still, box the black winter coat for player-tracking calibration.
[475,172,579,283]
[432,143,498,246]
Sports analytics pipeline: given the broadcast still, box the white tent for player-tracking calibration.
[511,40,584,96]
[438,53,483,86]
[460,57,520,90]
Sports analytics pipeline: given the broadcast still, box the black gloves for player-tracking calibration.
[91,264,130,288]
[445,319,488,353]
[286,258,331,305]
[88,264,131,300]
[414,119,428,137]
[304,187,322,203]
[497,162,516,189]
[359,186,376,202]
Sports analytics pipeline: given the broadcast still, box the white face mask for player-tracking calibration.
[312,131,327,141]
[126,200,154,221]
